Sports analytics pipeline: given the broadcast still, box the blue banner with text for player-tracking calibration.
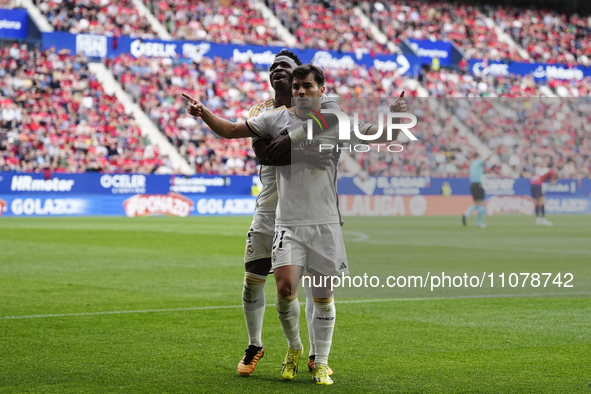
[0,9,28,39]
[41,32,424,76]
[468,59,591,81]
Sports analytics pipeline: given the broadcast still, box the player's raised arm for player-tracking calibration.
[182,92,254,139]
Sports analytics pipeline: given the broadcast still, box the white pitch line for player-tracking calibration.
[342,230,370,243]
[2,292,590,320]
[344,231,591,256]
[0,305,242,320]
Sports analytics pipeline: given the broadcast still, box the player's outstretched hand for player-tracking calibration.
[182,92,204,117]
[389,90,407,113]
[266,133,291,164]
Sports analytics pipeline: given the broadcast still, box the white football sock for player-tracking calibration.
[304,282,315,357]
[242,273,266,348]
[276,291,302,350]
[312,297,335,367]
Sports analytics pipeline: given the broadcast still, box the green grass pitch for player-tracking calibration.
[0,215,590,393]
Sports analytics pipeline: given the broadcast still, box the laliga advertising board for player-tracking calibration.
[0,173,257,217]
[1,173,590,217]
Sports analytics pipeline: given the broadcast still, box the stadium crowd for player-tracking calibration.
[0,45,168,173]
[2,0,590,178]
[143,0,284,46]
[450,98,591,179]
[340,98,483,178]
[108,54,265,175]
[549,76,591,97]
[365,0,522,61]
[491,6,591,66]
[421,68,545,97]
[36,0,158,37]
[267,0,389,54]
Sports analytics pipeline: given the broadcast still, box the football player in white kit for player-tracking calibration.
[184,50,340,378]
[184,64,407,385]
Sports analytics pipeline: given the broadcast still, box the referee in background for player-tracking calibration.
[463,152,493,228]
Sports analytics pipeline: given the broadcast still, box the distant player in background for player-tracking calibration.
[463,152,493,228]
[530,161,557,226]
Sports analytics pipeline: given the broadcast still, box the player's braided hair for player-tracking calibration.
[275,49,302,66]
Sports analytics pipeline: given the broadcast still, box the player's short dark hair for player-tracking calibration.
[275,49,302,66]
[291,64,325,87]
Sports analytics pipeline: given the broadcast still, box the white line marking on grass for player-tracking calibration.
[0,305,242,320]
[342,231,370,243]
[345,232,591,256]
[2,292,590,320]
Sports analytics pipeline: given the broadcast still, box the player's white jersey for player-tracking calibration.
[248,99,278,213]
[246,96,338,214]
[246,106,370,226]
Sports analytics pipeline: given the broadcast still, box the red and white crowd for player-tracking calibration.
[144,0,285,46]
[492,6,591,66]
[36,0,157,37]
[365,0,521,61]
[0,45,169,173]
[268,0,388,55]
[1,0,590,177]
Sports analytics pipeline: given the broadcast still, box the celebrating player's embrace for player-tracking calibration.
[183,54,406,386]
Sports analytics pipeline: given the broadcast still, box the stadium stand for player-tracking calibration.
[447,98,591,179]
[36,0,158,37]
[4,0,589,178]
[0,45,168,173]
[267,0,389,54]
[491,6,591,66]
[365,0,522,61]
[422,69,546,97]
[341,98,482,178]
[108,54,261,175]
[143,0,285,46]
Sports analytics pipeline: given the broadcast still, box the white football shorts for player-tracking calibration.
[271,223,349,276]
[244,210,275,264]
